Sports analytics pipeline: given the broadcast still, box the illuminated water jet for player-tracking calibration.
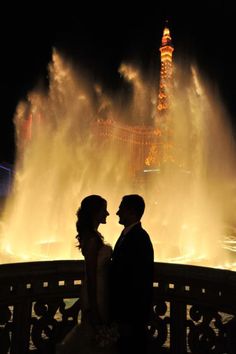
[1,26,236,269]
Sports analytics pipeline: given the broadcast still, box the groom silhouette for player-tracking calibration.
[110,194,154,354]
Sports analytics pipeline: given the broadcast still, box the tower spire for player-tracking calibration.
[157,21,174,114]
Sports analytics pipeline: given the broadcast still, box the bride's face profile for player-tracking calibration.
[95,201,109,225]
[75,196,109,235]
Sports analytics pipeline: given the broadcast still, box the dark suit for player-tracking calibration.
[110,222,154,354]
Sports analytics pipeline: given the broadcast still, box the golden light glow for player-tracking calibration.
[1,31,236,272]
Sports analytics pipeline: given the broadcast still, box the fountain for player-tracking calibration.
[1,41,236,269]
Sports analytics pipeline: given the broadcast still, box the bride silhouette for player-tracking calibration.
[57,195,119,354]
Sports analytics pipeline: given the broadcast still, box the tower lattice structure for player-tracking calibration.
[157,24,174,114]
[145,23,175,169]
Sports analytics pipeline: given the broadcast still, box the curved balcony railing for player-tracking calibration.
[0,260,235,354]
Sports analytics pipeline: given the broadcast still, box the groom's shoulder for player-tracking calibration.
[132,223,150,238]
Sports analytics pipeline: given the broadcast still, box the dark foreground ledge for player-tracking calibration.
[0,260,235,354]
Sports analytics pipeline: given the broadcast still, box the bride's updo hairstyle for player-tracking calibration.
[76,195,105,249]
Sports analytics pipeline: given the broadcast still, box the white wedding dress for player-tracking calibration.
[56,243,115,354]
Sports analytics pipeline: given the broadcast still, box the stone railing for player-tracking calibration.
[0,260,235,354]
[151,262,236,353]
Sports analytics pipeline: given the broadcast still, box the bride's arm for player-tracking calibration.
[83,237,101,326]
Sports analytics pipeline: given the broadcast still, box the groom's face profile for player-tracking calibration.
[116,201,132,226]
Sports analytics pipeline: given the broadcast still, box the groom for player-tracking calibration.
[110,194,154,354]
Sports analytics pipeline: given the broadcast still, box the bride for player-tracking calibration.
[56,195,118,354]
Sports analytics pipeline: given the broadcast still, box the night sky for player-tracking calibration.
[0,0,235,164]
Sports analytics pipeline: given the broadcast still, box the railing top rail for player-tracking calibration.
[154,261,236,284]
[0,260,235,284]
[0,260,84,279]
